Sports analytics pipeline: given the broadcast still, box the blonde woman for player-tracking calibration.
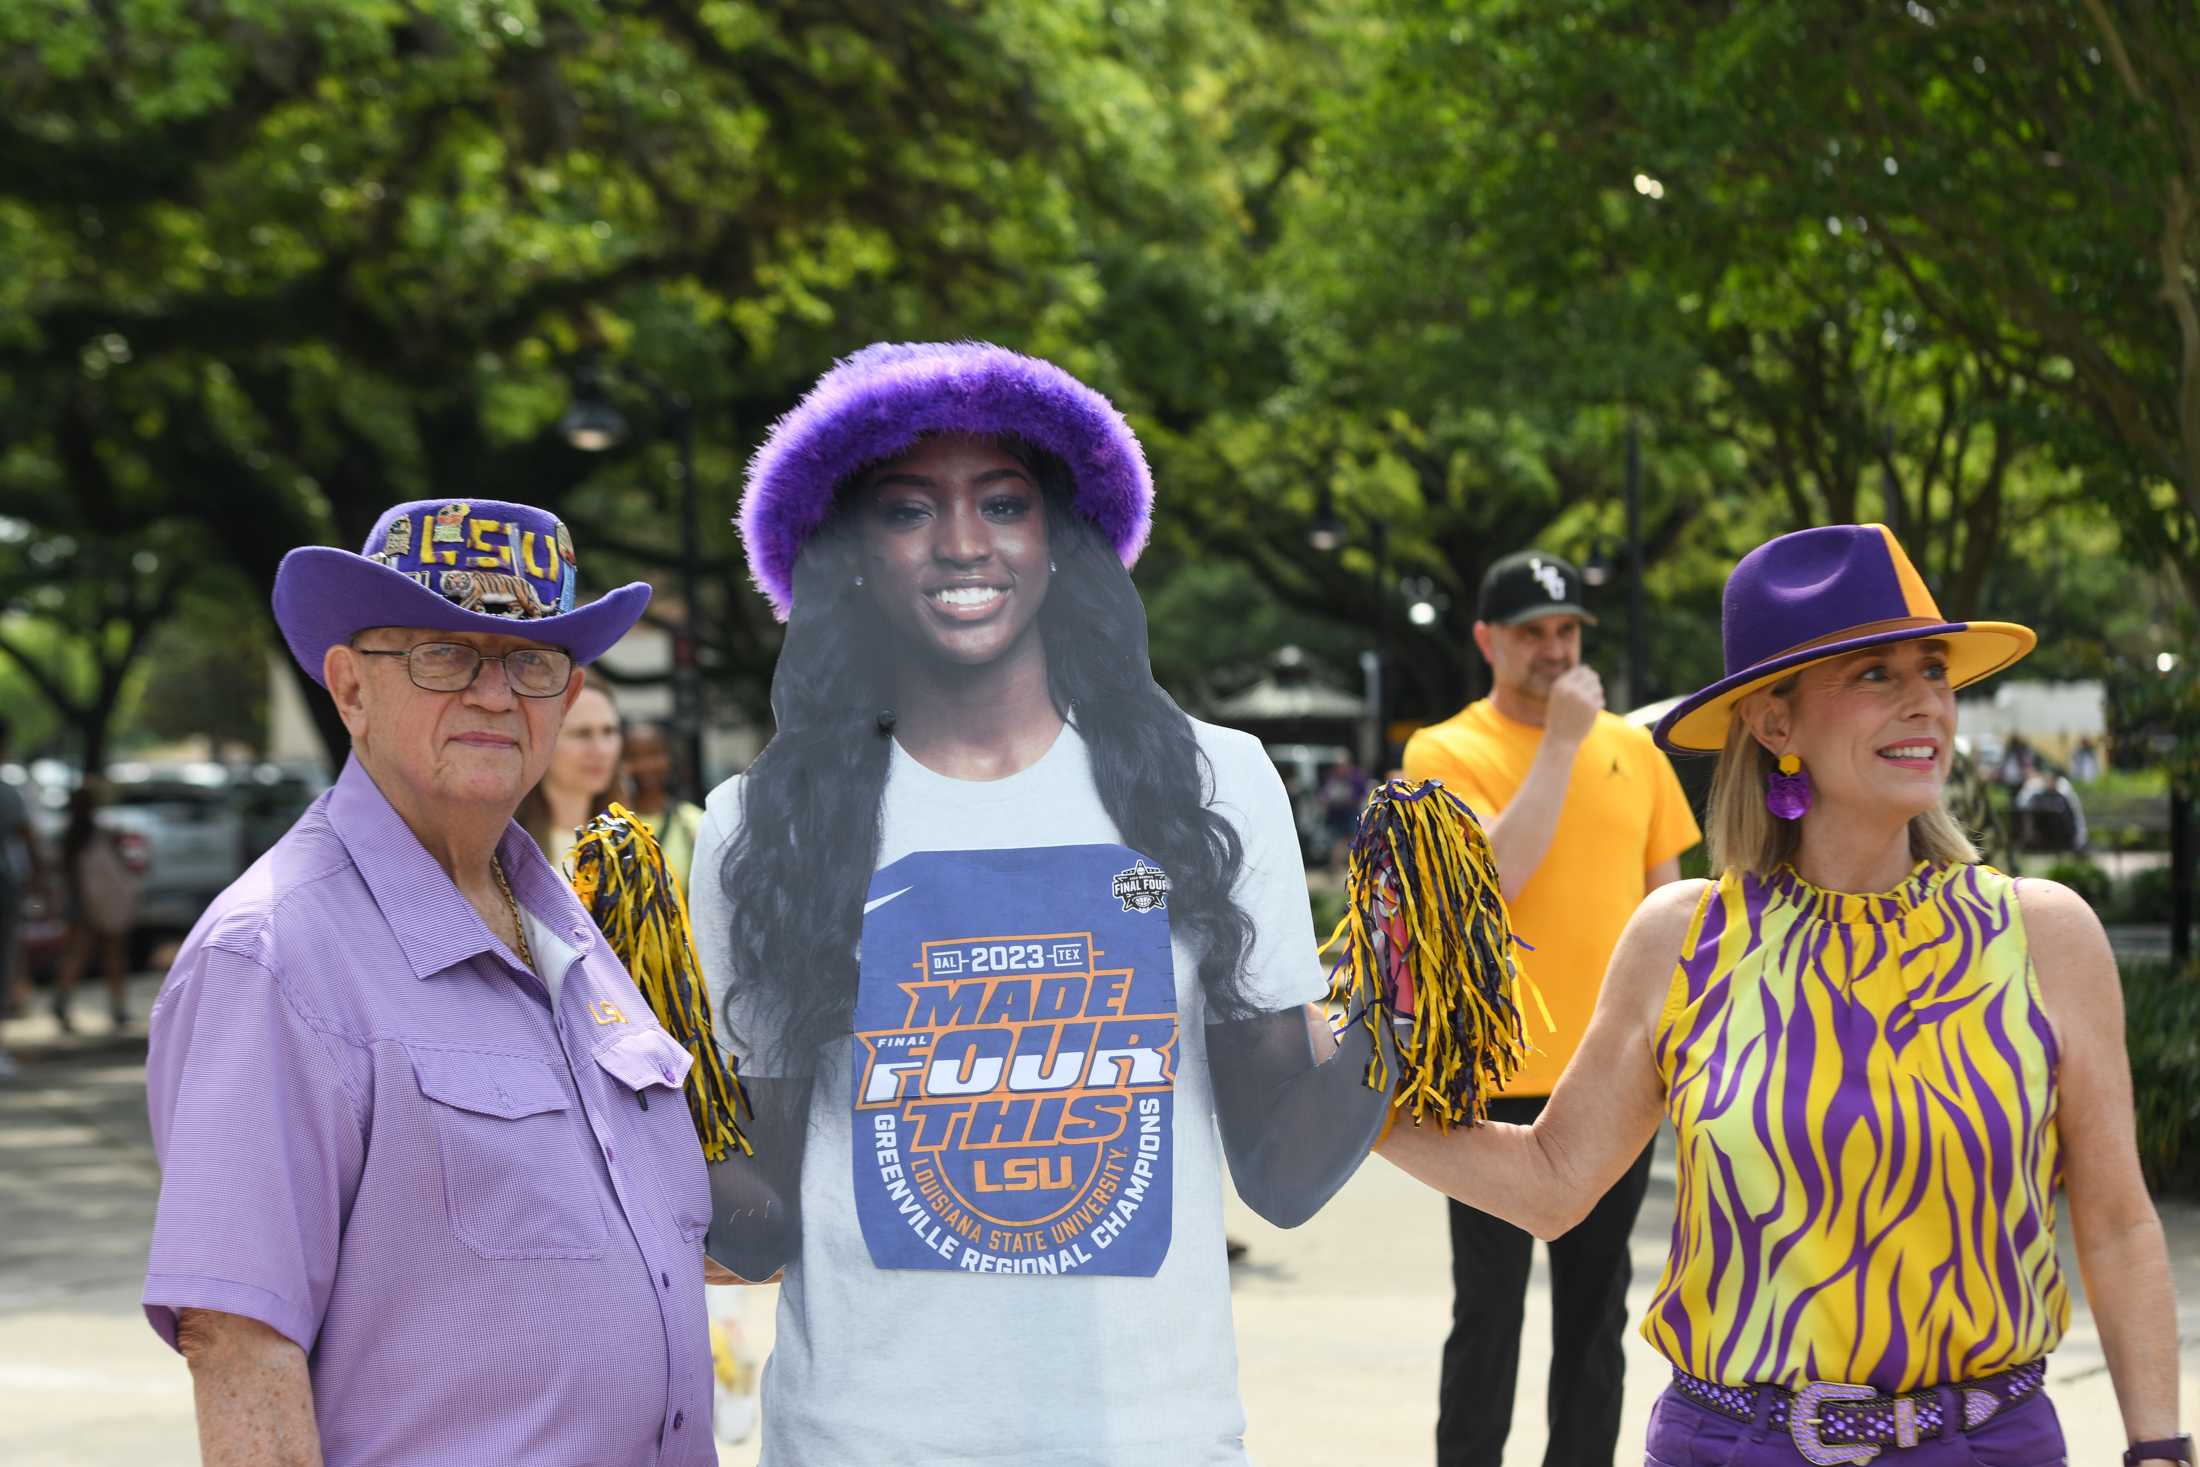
[517,671,622,867]
[1385,524,2187,1467]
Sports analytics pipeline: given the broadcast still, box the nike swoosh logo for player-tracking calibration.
[863,885,914,915]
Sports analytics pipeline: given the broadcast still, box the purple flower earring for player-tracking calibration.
[1766,752,1813,820]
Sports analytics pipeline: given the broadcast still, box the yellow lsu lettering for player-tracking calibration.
[588,1000,628,1026]
[465,518,524,570]
[972,1155,1073,1193]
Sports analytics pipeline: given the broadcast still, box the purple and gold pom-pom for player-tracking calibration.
[1320,778,1538,1130]
[568,805,752,1160]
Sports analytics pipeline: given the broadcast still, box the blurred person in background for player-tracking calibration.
[622,719,705,891]
[516,670,622,867]
[0,715,52,1078]
[1318,754,1368,871]
[51,779,141,1032]
[1402,547,1700,1467]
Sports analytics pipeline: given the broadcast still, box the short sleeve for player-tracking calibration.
[1403,728,1499,816]
[1642,740,1703,871]
[690,777,796,1075]
[1205,731,1327,1014]
[142,945,365,1354]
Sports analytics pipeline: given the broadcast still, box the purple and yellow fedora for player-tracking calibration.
[1652,524,2035,754]
[272,499,651,687]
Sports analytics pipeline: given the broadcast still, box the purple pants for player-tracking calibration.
[1646,1382,2067,1467]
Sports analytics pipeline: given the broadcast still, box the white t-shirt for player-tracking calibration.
[689,718,1324,1467]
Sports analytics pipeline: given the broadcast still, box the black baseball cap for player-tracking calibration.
[1477,550,1599,627]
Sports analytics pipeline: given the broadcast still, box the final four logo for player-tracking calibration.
[1110,859,1170,913]
[851,845,1178,1278]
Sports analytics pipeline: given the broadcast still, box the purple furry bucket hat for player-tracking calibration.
[739,341,1154,620]
[272,498,651,687]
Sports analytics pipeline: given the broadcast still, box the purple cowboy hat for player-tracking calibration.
[272,498,651,687]
[1653,524,2035,754]
[739,341,1153,621]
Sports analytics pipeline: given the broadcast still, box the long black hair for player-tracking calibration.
[719,444,1258,1069]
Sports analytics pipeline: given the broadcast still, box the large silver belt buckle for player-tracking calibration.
[1791,1381,1882,1466]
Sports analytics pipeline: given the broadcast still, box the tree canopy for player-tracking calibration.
[1,0,2191,764]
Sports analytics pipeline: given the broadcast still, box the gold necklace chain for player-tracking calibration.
[491,855,534,970]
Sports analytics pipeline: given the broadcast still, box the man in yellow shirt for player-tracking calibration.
[1403,549,1700,1467]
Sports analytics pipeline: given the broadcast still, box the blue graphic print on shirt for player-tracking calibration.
[850,844,1178,1277]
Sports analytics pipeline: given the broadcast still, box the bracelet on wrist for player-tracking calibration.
[2123,1434,2194,1467]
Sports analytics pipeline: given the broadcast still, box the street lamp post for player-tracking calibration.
[1371,520,1390,770]
[1625,420,1649,708]
[670,398,702,804]
[560,366,707,803]
[1309,487,1389,770]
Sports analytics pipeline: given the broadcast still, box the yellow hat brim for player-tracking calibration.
[1655,620,2038,754]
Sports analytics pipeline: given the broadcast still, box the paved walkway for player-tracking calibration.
[3,973,2195,1466]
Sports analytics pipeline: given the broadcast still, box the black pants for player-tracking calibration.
[1436,1095,1656,1467]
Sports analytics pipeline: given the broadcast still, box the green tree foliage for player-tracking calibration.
[0,516,199,771]
[1225,0,2199,715]
[124,573,274,757]
[0,0,1294,759]
[2,0,2193,757]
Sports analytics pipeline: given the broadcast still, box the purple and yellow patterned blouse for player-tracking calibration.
[1645,861,2068,1393]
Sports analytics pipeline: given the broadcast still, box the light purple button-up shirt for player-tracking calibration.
[143,755,714,1465]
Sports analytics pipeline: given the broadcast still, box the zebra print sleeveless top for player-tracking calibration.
[1644,861,2067,1392]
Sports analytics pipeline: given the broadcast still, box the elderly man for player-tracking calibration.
[142,500,715,1465]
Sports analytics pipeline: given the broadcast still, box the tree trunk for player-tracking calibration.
[2171,780,2193,970]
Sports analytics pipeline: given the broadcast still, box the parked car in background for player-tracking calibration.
[231,761,330,864]
[4,762,162,980]
[66,760,330,969]
[2,762,72,984]
[103,766,244,961]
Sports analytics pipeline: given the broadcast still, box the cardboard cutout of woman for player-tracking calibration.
[690,343,1393,1465]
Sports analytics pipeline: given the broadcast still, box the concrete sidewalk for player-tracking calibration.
[3,973,2194,1466]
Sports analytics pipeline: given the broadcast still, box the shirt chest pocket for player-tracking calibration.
[592,1029,713,1243]
[407,1045,609,1260]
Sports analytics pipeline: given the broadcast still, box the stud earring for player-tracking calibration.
[1049,559,1057,573]
[1766,752,1813,820]
[853,574,864,587]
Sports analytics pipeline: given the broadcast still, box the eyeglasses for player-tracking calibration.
[354,641,574,698]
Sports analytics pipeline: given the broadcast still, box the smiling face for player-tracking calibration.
[1747,638,1957,825]
[326,626,580,820]
[853,433,1053,667]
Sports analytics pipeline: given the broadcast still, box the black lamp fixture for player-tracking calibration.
[559,369,630,454]
[1581,541,1615,589]
[558,360,706,802]
[1308,485,1345,553]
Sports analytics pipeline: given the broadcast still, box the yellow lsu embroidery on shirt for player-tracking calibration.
[587,999,629,1026]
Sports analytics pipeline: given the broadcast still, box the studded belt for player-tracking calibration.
[1670,1360,2048,1465]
